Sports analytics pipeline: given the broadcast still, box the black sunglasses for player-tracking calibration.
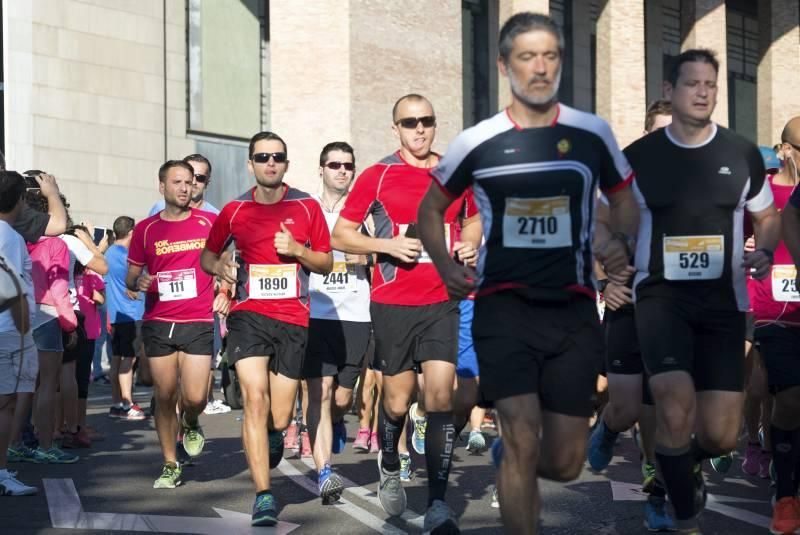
[395,116,436,129]
[252,152,288,164]
[193,173,208,183]
[325,162,355,171]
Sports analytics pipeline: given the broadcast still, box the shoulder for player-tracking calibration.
[191,209,216,226]
[556,105,617,145]
[285,186,314,202]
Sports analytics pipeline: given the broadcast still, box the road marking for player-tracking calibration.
[275,459,406,534]
[44,478,299,534]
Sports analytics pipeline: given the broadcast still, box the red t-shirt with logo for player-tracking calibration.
[339,151,472,306]
[128,209,216,323]
[205,186,331,327]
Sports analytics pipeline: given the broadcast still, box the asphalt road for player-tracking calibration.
[2,383,776,534]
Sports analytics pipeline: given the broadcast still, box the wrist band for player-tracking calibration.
[756,248,774,264]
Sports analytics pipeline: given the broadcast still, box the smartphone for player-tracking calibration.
[404,222,418,239]
[93,227,107,246]
[25,187,41,195]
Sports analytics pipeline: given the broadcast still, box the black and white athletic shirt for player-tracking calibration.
[431,105,633,301]
[628,124,772,312]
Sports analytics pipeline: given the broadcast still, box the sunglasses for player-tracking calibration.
[395,116,436,129]
[252,152,288,164]
[324,162,355,171]
[193,173,208,183]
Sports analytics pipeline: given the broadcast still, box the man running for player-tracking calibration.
[126,160,227,489]
[417,13,639,535]
[626,49,779,534]
[332,94,466,532]
[201,131,332,526]
[304,141,372,504]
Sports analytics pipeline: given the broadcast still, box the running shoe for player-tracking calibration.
[760,452,773,479]
[423,499,459,534]
[644,496,677,532]
[491,437,504,469]
[490,486,499,508]
[108,405,125,418]
[353,428,371,452]
[741,442,760,476]
[84,425,105,441]
[268,430,285,468]
[466,430,486,453]
[300,431,312,458]
[710,452,733,474]
[399,453,412,482]
[124,404,147,421]
[409,402,427,455]
[377,451,407,517]
[482,413,496,430]
[318,465,344,505]
[369,431,380,453]
[37,446,79,464]
[203,399,232,415]
[769,496,800,535]
[61,428,91,449]
[587,419,617,471]
[642,461,657,494]
[332,420,347,455]
[181,416,205,457]
[7,446,36,463]
[284,421,299,450]
[251,492,278,526]
[153,462,182,489]
[0,470,37,496]
[692,463,707,513]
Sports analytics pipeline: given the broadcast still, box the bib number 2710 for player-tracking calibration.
[503,196,571,249]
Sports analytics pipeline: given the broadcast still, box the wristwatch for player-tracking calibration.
[597,279,609,293]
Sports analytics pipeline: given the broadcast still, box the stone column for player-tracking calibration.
[757,0,800,146]
[497,0,550,110]
[681,0,728,126]
[595,0,646,148]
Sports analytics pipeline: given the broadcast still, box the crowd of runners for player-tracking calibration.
[1,11,799,535]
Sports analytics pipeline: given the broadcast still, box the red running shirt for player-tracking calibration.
[205,186,331,327]
[128,209,216,323]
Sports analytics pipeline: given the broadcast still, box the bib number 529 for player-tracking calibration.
[678,252,710,269]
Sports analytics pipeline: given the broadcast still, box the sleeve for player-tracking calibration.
[745,145,772,213]
[339,167,381,223]
[50,242,78,332]
[307,202,332,253]
[126,222,146,266]
[11,207,49,244]
[90,271,105,292]
[430,132,476,198]
[62,234,95,267]
[205,203,233,254]
[597,120,634,194]
[148,199,164,217]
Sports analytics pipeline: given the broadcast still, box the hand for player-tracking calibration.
[744,235,756,253]
[98,231,110,253]
[214,250,239,285]
[36,173,60,199]
[82,221,95,241]
[274,223,301,257]
[125,289,139,300]
[440,261,477,301]
[606,265,636,286]
[65,330,78,350]
[74,227,94,248]
[594,238,630,277]
[344,253,367,265]
[213,293,230,318]
[453,241,478,267]
[136,273,153,292]
[603,282,633,311]
[742,250,771,280]
[385,235,421,263]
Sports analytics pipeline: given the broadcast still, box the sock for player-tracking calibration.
[655,444,696,521]
[378,405,404,472]
[771,425,799,500]
[690,436,716,463]
[651,476,667,499]
[425,411,455,506]
[256,489,272,498]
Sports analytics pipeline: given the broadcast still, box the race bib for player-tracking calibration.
[503,196,572,248]
[398,224,451,264]
[248,264,297,299]
[771,265,800,302]
[663,235,724,281]
[321,261,357,293]
[157,269,198,302]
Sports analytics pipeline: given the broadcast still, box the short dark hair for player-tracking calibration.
[248,131,287,159]
[183,153,212,177]
[666,48,719,87]
[644,99,672,132]
[392,94,433,122]
[319,142,355,167]
[113,216,135,240]
[158,160,194,183]
[0,171,25,213]
[499,12,564,63]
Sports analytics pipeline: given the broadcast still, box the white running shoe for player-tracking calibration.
[0,470,38,496]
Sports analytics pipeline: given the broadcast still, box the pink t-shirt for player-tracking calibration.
[76,270,105,340]
[127,209,216,323]
[27,237,78,332]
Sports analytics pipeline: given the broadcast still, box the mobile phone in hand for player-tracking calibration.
[93,227,107,245]
[404,223,418,239]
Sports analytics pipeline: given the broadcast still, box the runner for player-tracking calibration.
[331,94,466,532]
[417,13,639,535]
[760,116,800,534]
[201,131,332,526]
[126,160,227,489]
[626,49,780,534]
[304,141,372,504]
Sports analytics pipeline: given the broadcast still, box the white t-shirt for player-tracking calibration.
[0,221,36,333]
[60,233,95,309]
[309,197,371,322]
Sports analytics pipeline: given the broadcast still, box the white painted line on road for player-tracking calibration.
[276,459,407,535]
[299,457,425,528]
[706,494,771,529]
[44,478,299,534]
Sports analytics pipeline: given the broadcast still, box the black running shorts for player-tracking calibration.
[111,321,142,358]
[141,320,214,358]
[754,324,800,394]
[226,311,307,379]
[604,306,653,405]
[303,319,371,389]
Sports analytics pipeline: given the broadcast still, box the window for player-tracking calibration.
[550,0,573,106]
[727,8,758,142]
[462,0,498,127]
[662,0,681,81]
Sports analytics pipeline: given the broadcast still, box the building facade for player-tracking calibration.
[2,0,799,225]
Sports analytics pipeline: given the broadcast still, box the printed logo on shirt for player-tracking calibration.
[503,148,521,154]
[283,218,295,225]
[557,138,571,157]
[718,166,732,175]
[154,238,206,256]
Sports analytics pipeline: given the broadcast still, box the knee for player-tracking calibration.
[424,387,453,412]
[606,402,639,430]
[333,388,353,413]
[241,388,268,414]
[657,399,693,436]
[542,448,584,482]
[271,408,292,431]
[383,392,411,419]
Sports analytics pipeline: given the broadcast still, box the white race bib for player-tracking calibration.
[503,196,572,248]
[398,224,451,263]
[771,265,800,302]
[157,269,198,302]
[321,261,357,293]
[248,264,297,299]
[663,235,724,281]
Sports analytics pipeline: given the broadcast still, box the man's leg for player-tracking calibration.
[306,375,335,470]
[587,373,641,470]
[118,357,136,406]
[110,355,122,407]
[149,353,180,464]
[179,353,212,425]
[236,357,272,492]
[380,371,416,469]
[420,359,456,507]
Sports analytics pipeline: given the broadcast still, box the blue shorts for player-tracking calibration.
[33,318,63,352]
[456,299,479,378]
